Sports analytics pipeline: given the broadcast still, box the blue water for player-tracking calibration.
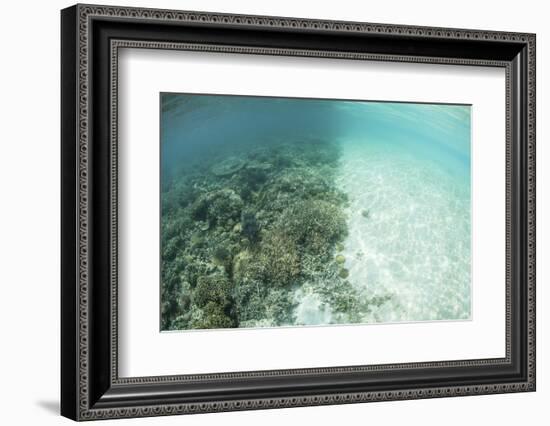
[161,94,471,325]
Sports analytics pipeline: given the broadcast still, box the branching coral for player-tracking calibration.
[277,199,347,258]
[257,230,301,287]
[193,273,232,308]
[191,302,236,329]
[190,273,237,328]
[191,188,243,226]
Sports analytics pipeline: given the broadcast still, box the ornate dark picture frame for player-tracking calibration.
[61,3,536,421]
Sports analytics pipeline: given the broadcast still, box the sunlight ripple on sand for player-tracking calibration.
[335,138,471,323]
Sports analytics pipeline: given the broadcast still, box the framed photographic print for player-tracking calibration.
[61,3,536,421]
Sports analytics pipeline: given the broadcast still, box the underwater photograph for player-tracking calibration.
[160,93,471,331]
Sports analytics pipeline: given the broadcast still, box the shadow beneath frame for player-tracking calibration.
[36,400,59,416]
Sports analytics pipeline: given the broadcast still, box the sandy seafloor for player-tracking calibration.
[330,137,471,324]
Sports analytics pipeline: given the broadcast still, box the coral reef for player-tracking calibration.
[335,254,346,264]
[338,268,350,279]
[160,137,379,330]
[240,211,260,242]
[210,156,246,176]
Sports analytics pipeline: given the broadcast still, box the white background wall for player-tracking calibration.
[0,0,547,424]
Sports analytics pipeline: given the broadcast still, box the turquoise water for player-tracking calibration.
[160,94,471,330]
